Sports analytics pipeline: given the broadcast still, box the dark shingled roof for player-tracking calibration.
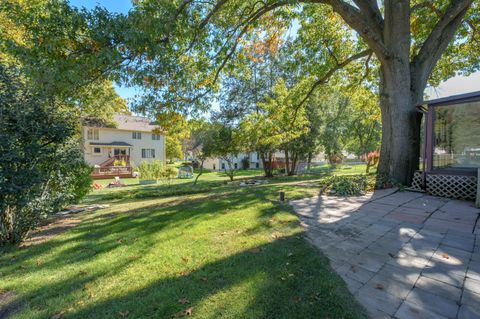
[82,113,163,133]
[90,141,132,147]
[425,91,480,107]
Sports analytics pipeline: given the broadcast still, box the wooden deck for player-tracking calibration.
[91,166,134,179]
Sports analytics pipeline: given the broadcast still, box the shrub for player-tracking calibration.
[0,65,92,245]
[136,161,177,184]
[327,175,367,196]
[113,159,127,167]
[137,161,159,181]
[150,160,165,181]
[162,166,178,184]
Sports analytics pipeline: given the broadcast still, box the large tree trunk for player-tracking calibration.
[284,148,290,175]
[377,63,423,185]
[307,152,312,171]
[260,151,274,177]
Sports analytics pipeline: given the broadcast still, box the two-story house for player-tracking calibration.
[81,113,166,178]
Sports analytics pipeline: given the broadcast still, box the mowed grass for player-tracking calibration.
[0,165,368,319]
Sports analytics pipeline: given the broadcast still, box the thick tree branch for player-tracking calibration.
[411,0,473,91]
[309,0,389,60]
[353,0,384,29]
[289,48,372,125]
[298,49,372,108]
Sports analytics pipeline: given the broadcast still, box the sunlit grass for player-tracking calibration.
[0,166,369,319]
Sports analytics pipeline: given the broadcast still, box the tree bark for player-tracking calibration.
[376,62,423,185]
[307,152,312,171]
[284,148,289,175]
[339,0,472,186]
[193,159,204,185]
[260,151,274,177]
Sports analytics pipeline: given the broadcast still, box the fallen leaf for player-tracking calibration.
[127,255,140,261]
[181,257,189,263]
[375,283,384,290]
[51,311,65,319]
[250,248,261,254]
[179,270,191,277]
[441,253,450,259]
[178,298,189,305]
[174,307,194,318]
[118,310,129,318]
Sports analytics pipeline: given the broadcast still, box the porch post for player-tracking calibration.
[425,105,434,172]
[476,168,480,208]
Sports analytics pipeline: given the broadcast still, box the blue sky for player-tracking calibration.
[68,0,132,13]
[69,0,138,101]
[69,0,480,103]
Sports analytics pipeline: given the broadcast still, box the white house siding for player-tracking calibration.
[202,153,262,171]
[203,157,220,171]
[82,126,166,166]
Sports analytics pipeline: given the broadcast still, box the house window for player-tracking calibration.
[152,133,161,140]
[141,149,155,158]
[87,128,99,140]
[221,163,225,170]
[132,132,142,139]
[93,147,101,154]
[433,101,480,169]
[234,163,238,169]
[256,162,259,168]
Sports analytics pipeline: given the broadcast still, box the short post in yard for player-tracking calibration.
[279,191,285,202]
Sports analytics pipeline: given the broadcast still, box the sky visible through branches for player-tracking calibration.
[69,0,480,107]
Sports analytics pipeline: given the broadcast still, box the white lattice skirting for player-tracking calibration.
[410,171,477,201]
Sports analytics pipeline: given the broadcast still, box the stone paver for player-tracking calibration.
[290,190,480,319]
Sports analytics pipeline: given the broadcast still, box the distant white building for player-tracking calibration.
[81,113,166,178]
[202,151,286,171]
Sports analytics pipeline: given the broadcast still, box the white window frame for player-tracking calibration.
[87,128,99,140]
[141,148,156,158]
[152,133,161,140]
[132,132,142,139]
[92,147,102,155]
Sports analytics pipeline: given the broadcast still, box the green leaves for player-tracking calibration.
[0,64,92,245]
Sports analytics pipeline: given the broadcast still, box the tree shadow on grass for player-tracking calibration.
[0,182,368,319]
[0,190,263,273]
[2,235,367,319]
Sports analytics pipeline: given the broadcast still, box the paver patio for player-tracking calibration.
[291,189,480,319]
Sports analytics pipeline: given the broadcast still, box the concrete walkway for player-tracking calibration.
[290,189,480,319]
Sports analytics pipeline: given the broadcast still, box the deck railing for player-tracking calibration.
[92,166,133,178]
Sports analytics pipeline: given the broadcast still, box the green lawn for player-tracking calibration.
[0,165,368,319]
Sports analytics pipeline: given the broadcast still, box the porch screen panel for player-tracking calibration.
[433,101,480,169]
